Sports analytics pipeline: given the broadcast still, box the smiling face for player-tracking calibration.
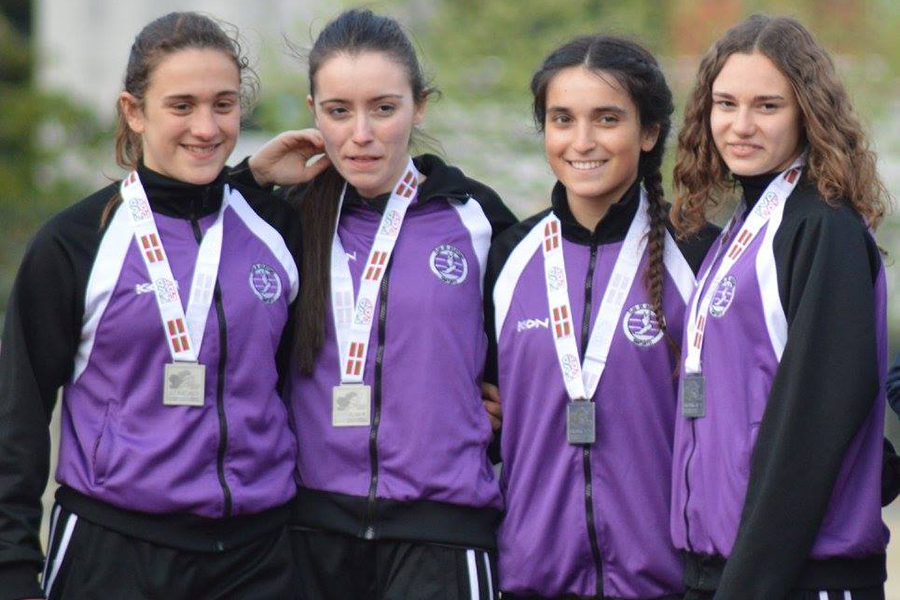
[309,51,425,198]
[121,48,240,184]
[544,66,658,218]
[710,51,803,176]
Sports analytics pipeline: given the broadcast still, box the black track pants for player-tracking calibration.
[290,527,497,600]
[682,587,884,600]
[41,504,299,600]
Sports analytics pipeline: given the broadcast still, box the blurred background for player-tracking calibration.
[2,0,899,593]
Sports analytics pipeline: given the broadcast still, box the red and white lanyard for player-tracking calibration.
[330,158,420,384]
[683,155,805,375]
[542,188,649,401]
[120,171,227,363]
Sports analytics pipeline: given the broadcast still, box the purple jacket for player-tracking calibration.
[0,162,301,599]
[485,181,716,599]
[671,174,888,599]
[289,155,517,549]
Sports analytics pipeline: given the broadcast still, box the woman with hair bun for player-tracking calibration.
[0,12,302,600]
[670,14,892,600]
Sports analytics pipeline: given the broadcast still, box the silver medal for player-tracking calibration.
[163,362,206,406]
[681,373,706,418]
[332,384,372,427]
[567,400,596,445]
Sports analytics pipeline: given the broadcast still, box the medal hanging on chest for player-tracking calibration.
[329,159,421,427]
[120,171,228,407]
[541,189,650,445]
[681,154,806,418]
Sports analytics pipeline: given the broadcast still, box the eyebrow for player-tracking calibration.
[712,91,786,102]
[546,104,627,114]
[318,94,405,105]
[163,90,239,102]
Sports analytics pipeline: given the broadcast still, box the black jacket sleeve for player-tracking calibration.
[0,217,84,600]
[713,203,882,600]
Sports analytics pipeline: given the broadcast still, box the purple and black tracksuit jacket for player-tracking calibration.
[484,181,717,599]
[288,154,517,549]
[671,173,889,600]
[0,162,301,599]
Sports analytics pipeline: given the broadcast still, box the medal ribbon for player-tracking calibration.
[120,170,228,363]
[542,188,650,402]
[330,158,421,384]
[683,155,805,374]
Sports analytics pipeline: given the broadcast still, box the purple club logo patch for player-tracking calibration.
[622,303,665,347]
[249,263,282,304]
[429,244,468,285]
[709,275,736,318]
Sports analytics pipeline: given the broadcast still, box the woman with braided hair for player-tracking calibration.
[482,35,717,599]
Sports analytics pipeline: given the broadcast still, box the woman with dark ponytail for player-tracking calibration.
[0,12,302,599]
[482,36,717,599]
[245,8,517,600]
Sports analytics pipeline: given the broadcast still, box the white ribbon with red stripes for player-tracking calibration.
[120,170,227,363]
[683,155,805,374]
[330,158,421,384]
[541,188,649,402]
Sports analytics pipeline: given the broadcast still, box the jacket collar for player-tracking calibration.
[135,161,226,219]
[342,154,483,214]
[550,178,641,246]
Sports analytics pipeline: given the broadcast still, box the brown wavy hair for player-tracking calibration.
[671,14,890,237]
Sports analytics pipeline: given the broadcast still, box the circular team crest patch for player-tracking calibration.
[709,275,737,318]
[249,263,282,304]
[429,244,468,285]
[622,303,665,347]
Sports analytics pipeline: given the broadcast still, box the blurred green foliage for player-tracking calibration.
[0,11,107,312]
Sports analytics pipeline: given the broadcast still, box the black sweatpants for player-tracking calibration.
[41,504,299,600]
[682,587,884,600]
[290,527,498,600]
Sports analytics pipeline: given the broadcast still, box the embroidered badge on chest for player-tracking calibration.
[622,303,665,347]
[708,275,737,318]
[249,263,282,304]
[429,244,468,285]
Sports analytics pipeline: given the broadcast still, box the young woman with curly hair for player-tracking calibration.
[669,14,892,600]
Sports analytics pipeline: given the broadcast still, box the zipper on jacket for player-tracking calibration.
[190,216,233,518]
[580,240,604,598]
[363,261,392,539]
[682,419,698,552]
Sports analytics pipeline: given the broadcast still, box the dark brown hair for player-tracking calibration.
[102,12,256,225]
[672,14,890,236]
[291,8,435,374]
[531,35,678,357]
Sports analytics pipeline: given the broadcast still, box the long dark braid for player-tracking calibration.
[531,36,677,357]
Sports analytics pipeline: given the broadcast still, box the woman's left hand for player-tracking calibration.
[481,382,502,431]
[248,129,332,187]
